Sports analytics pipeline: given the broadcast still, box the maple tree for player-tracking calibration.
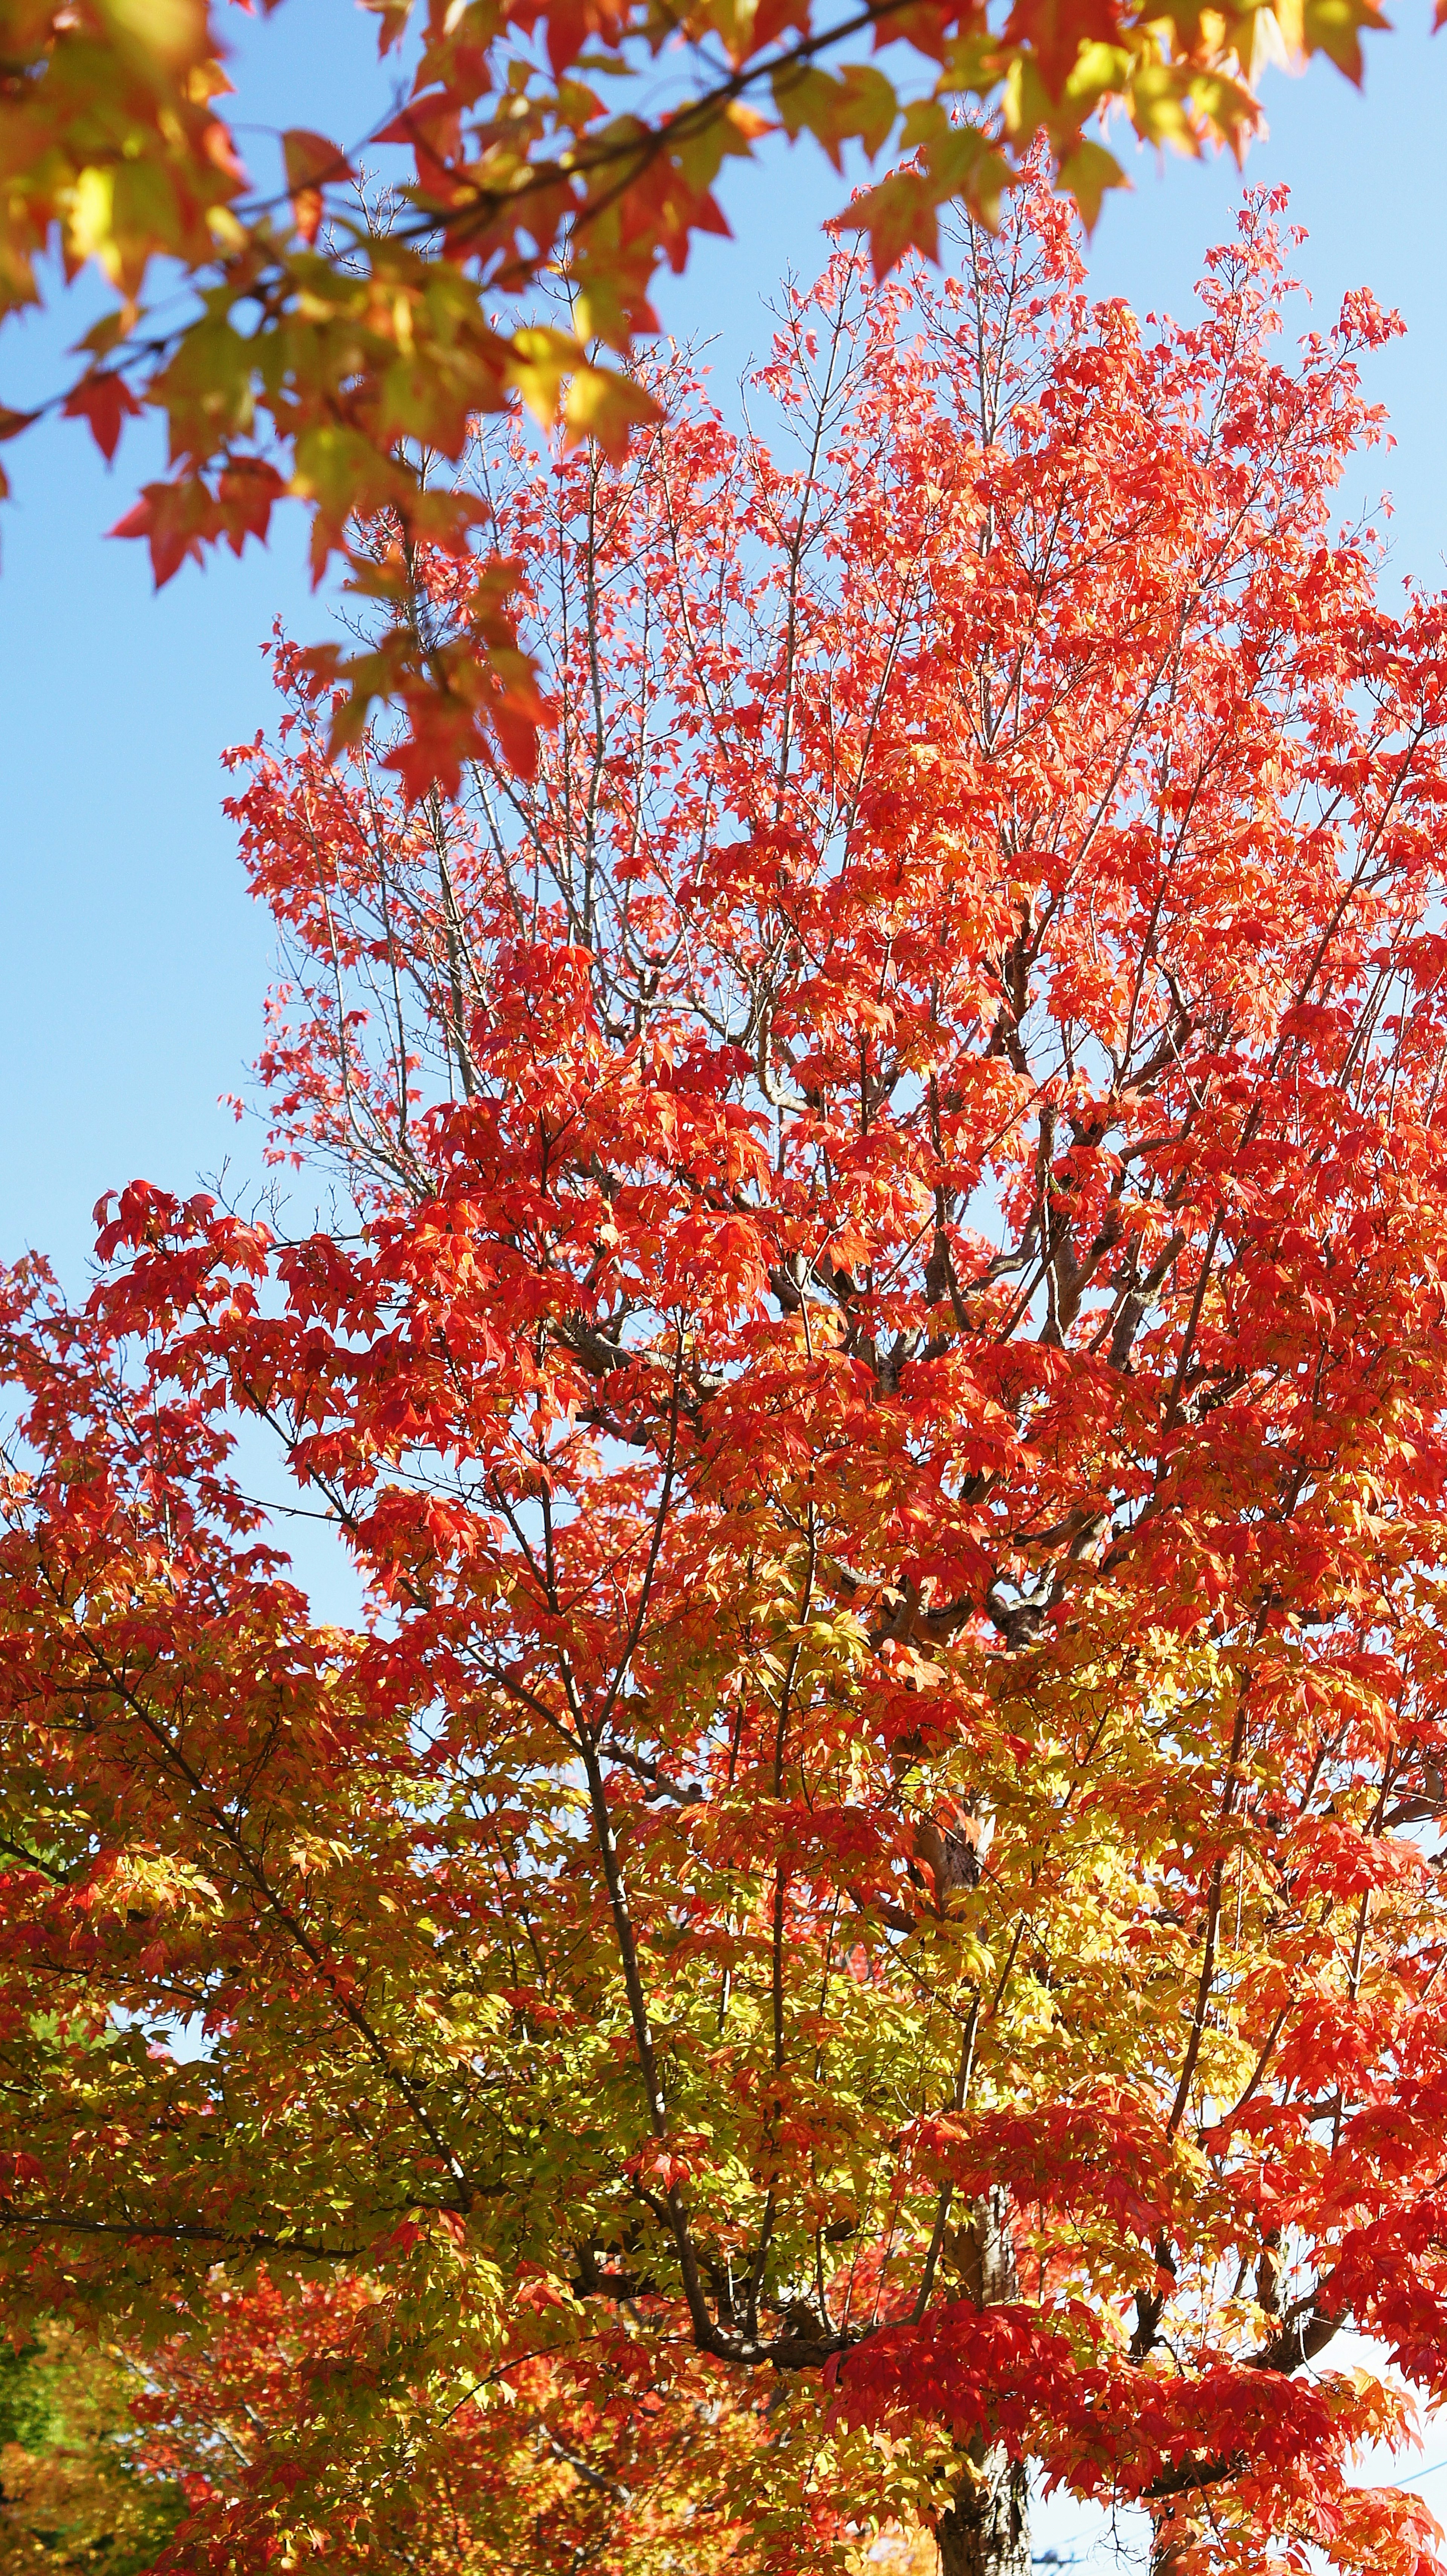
[0,0,1398,798]
[9,180,1447,2575]
[0,2326,183,2574]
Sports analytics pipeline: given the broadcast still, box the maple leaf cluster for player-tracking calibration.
[7,183,1447,2574]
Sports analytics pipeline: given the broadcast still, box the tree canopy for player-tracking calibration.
[5,183,1447,2574]
[0,0,1394,792]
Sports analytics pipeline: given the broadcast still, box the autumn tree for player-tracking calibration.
[8,184,1447,2576]
[0,0,1393,791]
[0,2327,182,2573]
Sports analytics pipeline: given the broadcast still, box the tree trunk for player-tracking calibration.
[931,2190,1032,2576]
[1150,2504,1202,2576]
[936,2438,1031,2576]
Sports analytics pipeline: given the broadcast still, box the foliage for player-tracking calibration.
[0,2327,183,2574]
[6,184,1447,2571]
[0,0,1396,793]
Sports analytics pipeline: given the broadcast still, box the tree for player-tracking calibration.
[0,0,1390,795]
[0,2325,183,2573]
[6,183,1447,2575]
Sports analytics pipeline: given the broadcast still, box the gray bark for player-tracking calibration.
[936,2440,1031,2576]
[931,2190,1032,2576]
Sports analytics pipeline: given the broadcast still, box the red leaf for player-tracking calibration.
[63,371,141,464]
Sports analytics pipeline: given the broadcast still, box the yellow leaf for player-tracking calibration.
[99,0,208,67]
[67,168,118,274]
[1057,138,1128,230]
